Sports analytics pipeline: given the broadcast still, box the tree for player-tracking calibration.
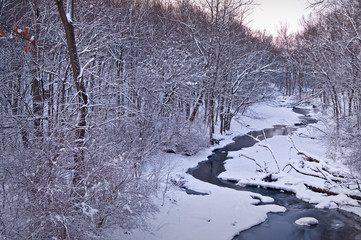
[0,0,314,238]
[55,0,88,166]
[180,0,275,138]
[280,0,361,174]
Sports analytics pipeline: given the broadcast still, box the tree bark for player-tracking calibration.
[189,91,203,122]
[55,0,88,191]
[55,0,88,158]
[31,0,44,141]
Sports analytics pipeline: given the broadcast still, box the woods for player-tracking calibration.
[276,0,360,173]
[0,0,360,239]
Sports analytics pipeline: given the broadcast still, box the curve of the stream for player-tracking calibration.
[187,107,361,240]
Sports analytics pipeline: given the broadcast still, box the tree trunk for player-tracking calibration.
[31,0,44,141]
[32,76,43,140]
[55,0,88,189]
[189,91,203,122]
[48,73,54,136]
[208,93,215,140]
[219,94,224,134]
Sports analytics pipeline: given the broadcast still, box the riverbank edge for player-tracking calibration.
[216,96,361,218]
[112,95,361,239]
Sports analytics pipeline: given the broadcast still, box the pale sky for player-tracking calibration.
[247,0,313,36]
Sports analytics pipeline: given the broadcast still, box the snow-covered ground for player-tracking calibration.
[219,97,361,217]
[113,96,361,240]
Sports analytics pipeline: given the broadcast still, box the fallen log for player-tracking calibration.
[297,152,320,163]
[304,183,361,201]
[304,183,337,196]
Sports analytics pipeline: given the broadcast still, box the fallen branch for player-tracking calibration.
[289,136,320,163]
[262,174,277,182]
[283,163,326,179]
[304,184,361,201]
[297,152,320,163]
[288,135,301,152]
[239,154,264,171]
[285,164,344,185]
[313,167,335,185]
[321,166,345,179]
[349,194,361,201]
[289,135,320,163]
[313,167,344,184]
[259,143,280,173]
[304,183,337,196]
[247,131,280,173]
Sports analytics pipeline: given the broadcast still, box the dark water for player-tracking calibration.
[187,107,361,240]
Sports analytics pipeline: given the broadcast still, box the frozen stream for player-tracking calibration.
[187,108,361,240]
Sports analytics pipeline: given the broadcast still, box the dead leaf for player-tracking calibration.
[23,43,30,53]
[23,28,30,40]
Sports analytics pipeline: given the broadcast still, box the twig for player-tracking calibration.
[288,135,301,153]
[314,167,334,185]
[283,163,326,179]
[239,154,264,172]
[247,130,280,173]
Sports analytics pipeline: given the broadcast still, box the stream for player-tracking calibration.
[187,107,361,240]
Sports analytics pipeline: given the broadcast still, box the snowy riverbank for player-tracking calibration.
[113,96,361,240]
[219,98,361,217]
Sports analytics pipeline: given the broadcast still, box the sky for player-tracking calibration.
[247,0,313,36]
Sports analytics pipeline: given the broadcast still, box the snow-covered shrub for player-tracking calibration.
[0,122,159,239]
[160,118,209,156]
[342,122,361,178]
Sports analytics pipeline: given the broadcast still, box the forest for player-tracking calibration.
[0,0,359,239]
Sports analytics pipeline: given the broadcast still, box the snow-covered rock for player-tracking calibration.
[294,217,319,226]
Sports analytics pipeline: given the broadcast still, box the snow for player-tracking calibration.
[66,12,73,24]
[16,28,23,34]
[218,96,361,217]
[111,96,361,240]
[112,151,286,240]
[314,193,359,209]
[186,81,197,86]
[294,217,319,226]
[81,202,98,219]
